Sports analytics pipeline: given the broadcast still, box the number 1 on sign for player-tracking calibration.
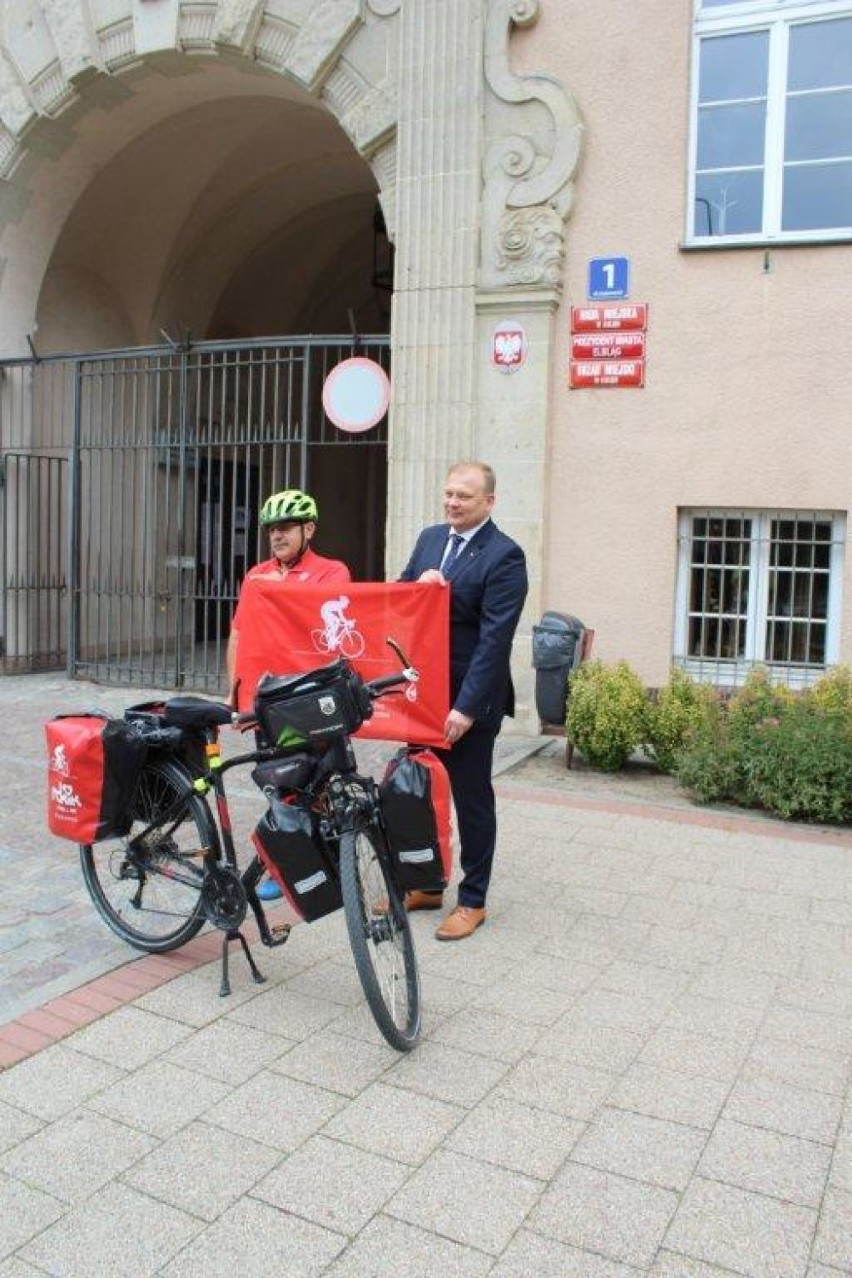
[588,256,630,300]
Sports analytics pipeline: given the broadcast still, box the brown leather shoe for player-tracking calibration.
[435,905,486,941]
[372,890,443,917]
[404,890,444,912]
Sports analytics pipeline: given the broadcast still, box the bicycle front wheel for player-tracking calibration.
[80,758,216,953]
[338,629,365,659]
[340,822,421,1051]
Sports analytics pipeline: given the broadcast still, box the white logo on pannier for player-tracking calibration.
[50,744,70,776]
[318,695,337,717]
[51,780,82,810]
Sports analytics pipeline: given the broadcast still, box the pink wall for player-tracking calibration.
[520,1,852,683]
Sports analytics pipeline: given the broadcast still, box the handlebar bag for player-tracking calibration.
[46,713,148,843]
[254,658,372,749]
[380,747,452,892]
[251,796,342,922]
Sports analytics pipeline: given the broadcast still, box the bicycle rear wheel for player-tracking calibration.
[340,821,421,1051]
[80,758,216,953]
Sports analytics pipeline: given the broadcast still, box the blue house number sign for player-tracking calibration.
[588,256,630,301]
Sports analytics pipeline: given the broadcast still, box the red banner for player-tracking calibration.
[233,580,449,747]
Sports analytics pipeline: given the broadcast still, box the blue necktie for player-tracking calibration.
[443,533,465,577]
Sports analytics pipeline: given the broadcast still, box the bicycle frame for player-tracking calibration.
[129,723,391,995]
[86,642,423,1043]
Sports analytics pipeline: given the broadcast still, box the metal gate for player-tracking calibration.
[0,336,389,690]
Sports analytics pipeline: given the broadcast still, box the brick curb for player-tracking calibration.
[0,929,224,1069]
[496,777,852,850]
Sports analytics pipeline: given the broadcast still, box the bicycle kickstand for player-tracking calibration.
[219,929,267,998]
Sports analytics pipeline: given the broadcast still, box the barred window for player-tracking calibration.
[675,509,845,685]
[689,1,852,243]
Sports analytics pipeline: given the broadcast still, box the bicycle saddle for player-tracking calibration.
[162,696,233,728]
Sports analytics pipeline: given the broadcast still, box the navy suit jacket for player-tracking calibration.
[400,520,528,730]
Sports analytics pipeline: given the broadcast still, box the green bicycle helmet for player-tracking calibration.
[259,489,318,525]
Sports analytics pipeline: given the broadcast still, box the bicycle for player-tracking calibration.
[78,640,423,1051]
[310,617,366,660]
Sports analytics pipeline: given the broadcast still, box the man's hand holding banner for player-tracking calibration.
[233,580,450,748]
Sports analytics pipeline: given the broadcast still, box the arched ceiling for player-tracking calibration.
[29,59,384,353]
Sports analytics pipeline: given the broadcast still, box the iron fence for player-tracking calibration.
[0,335,389,689]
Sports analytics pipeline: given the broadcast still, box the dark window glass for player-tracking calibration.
[783,159,852,231]
[786,90,852,163]
[788,18,852,93]
[699,31,769,102]
[695,170,764,234]
[698,102,767,168]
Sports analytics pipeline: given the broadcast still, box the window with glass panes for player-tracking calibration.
[675,509,845,684]
[690,1,852,242]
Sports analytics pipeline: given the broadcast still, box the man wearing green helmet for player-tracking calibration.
[226,487,351,699]
[227,487,351,900]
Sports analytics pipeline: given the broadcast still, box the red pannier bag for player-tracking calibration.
[46,713,147,843]
[380,747,452,892]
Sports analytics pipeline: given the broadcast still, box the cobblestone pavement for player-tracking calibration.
[1,674,851,1277]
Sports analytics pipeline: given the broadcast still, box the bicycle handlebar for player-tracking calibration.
[230,636,418,727]
[367,667,418,698]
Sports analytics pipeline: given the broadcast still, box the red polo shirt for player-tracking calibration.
[233,547,351,629]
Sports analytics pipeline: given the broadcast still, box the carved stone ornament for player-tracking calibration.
[342,76,397,155]
[494,205,565,289]
[214,0,265,52]
[286,0,362,90]
[39,0,98,79]
[480,0,583,292]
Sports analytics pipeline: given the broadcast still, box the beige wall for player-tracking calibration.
[519,0,852,685]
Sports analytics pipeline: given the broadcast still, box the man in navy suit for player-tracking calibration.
[399,461,528,940]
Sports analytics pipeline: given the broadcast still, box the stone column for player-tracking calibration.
[474,289,560,721]
[384,0,484,572]
[473,0,584,725]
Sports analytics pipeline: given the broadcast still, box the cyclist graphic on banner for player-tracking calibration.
[313,595,365,659]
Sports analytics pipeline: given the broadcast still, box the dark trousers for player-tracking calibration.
[435,724,498,909]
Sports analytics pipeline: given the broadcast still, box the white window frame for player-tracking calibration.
[674,507,846,687]
[688,0,852,245]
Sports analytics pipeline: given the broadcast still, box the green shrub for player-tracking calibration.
[726,668,795,742]
[674,666,852,823]
[670,693,741,803]
[743,701,852,823]
[807,664,852,716]
[646,668,717,774]
[566,659,648,772]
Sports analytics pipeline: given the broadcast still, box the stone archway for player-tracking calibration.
[0,0,400,353]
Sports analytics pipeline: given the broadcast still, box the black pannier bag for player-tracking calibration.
[46,712,148,843]
[380,747,452,892]
[254,658,373,749]
[251,753,318,798]
[251,797,342,922]
[124,700,207,777]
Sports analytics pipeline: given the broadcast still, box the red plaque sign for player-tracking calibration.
[571,332,645,361]
[571,304,649,333]
[569,360,645,389]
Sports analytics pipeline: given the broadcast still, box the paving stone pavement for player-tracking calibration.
[1,673,851,1276]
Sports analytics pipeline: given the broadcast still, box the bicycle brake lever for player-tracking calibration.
[386,635,411,667]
